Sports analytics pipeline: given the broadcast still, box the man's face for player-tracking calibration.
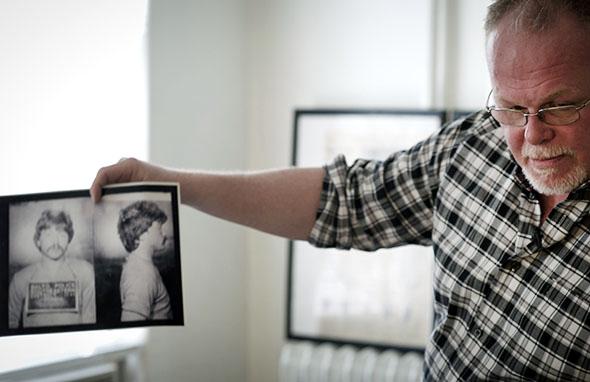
[486,13,590,196]
[36,224,70,261]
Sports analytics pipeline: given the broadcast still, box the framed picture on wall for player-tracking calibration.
[287,109,445,351]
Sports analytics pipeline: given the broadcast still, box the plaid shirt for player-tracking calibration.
[309,110,590,381]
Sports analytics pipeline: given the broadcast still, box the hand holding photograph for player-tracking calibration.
[0,183,183,337]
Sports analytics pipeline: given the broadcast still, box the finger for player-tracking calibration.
[90,160,133,203]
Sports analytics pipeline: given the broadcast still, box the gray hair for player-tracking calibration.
[485,0,590,35]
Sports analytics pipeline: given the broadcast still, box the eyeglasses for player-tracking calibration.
[485,89,590,127]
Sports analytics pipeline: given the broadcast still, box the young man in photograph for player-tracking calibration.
[8,209,96,328]
[117,200,172,321]
[92,0,590,379]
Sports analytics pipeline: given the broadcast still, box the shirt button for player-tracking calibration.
[472,327,482,338]
[505,261,520,272]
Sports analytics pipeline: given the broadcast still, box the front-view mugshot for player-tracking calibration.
[8,209,96,328]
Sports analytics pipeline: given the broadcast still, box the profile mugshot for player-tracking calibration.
[8,209,96,328]
[117,200,173,321]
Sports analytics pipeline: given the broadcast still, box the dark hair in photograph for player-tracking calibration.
[117,200,168,253]
[33,209,74,247]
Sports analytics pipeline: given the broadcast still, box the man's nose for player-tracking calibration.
[524,115,555,145]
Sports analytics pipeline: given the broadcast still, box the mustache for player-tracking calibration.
[522,144,575,160]
[47,243,65,252]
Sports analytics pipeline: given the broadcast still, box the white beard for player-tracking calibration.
[523,163,588,195]
[520,143,588,195]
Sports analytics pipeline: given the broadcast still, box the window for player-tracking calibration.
[0,0,148,193]
[0,0,149,373]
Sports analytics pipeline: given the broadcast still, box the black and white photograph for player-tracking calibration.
[0,183,183,337]
[8,198,96,330]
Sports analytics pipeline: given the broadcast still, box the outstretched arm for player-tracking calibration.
[91,158,325,240]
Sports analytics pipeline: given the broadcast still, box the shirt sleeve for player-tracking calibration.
[121,266,155,320]
[80,264,96,324]
[8,274,25,329]
[308,115,479,251]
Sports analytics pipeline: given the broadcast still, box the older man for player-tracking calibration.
[91,0,590,379]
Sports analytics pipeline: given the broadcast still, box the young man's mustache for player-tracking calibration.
[46,243,65,252]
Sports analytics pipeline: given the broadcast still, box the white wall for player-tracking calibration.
[243,1,490,381]
[145,0,247,381]
[244,2,433,381]
[145,0,491,381]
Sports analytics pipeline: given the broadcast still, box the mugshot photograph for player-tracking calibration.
[92,191,178,326]
[8,200,96,329]
[117,200,173,321]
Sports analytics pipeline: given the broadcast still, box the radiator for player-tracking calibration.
[279,341,424,382]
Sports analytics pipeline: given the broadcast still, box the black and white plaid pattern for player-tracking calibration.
[309,110,590,381]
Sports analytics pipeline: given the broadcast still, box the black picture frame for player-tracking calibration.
[287,109,445,352]
[0,183,184,337]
